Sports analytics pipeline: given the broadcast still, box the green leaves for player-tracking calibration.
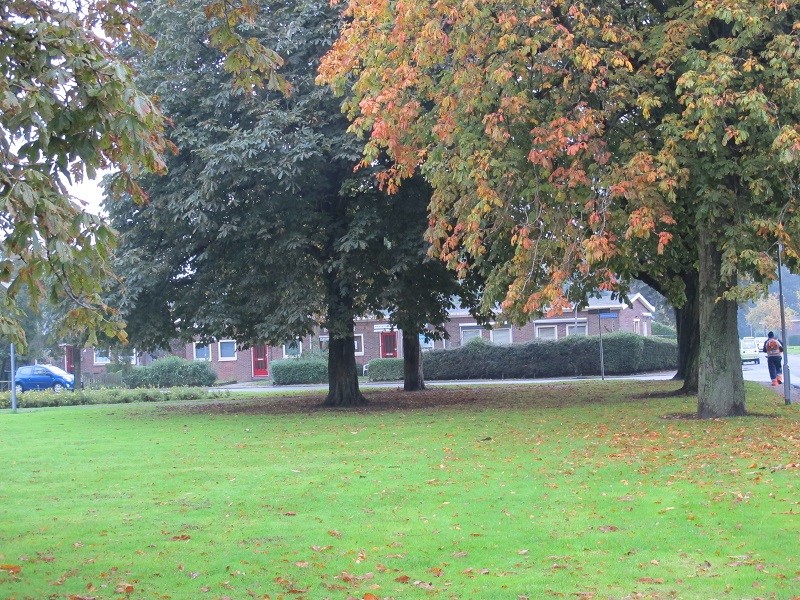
[1,0,172,349]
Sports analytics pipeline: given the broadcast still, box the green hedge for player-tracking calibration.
[367,358,404,381]
[0,387,229,410]
[121,356,217,388]
[271,358,327,385]
[371,333,676,381]
[789,334,800,346]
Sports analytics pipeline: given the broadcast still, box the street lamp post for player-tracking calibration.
[778,242,792,404]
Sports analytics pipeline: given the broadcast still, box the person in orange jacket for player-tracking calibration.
[763,331,784,386]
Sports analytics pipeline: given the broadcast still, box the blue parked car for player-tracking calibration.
[15,365,75,393]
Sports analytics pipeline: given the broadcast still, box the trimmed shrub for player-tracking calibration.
[422,333,677,380]
[367,358,404,381]
[121,356,217,389]
[0,387,229,410]
[788,334,800,346]
[271,358,327,385]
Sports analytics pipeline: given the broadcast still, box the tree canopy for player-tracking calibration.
[320,0,800,416]
[0,0,173,349]
[109,0,472,403]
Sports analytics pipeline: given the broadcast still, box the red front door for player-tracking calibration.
[252,345,269,377]
[380,332,398,358]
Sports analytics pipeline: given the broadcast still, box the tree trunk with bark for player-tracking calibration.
[402,330,425,391]
[324,335,366,406]
[72,345,83,390]
[673,272,699,394]
[697,229,745,417]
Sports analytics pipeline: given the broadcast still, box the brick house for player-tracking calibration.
[72,292,654,383]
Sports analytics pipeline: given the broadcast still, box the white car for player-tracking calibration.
[740,338,761,365]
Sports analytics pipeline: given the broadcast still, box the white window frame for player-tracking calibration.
[419,333,435,351]
[633,318,641,335]
[535,325,558,340]
[217,340,237,361]
[491,326,512,345]
[354,334,365,356]
[460,325,483,344]
[283,340,303,358]
[94,348,111,365]
[193,342,211,361]
[566,323,588,336]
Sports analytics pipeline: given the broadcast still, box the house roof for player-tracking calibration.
[584,291,655,312]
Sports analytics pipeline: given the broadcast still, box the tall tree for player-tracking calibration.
[372,176,486,391]
[746,295,795,334]
[320,0,800,417]
[110,0,467,404]
[1,0,172,349]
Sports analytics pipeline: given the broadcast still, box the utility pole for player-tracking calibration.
[778,243,792,404]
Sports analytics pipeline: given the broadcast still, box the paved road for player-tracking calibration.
[216,353,800,395]
[742,351,799,386]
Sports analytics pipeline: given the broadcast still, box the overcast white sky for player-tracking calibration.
[67,175,106,216]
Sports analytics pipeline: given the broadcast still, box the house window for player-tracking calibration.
[567,323,587,336]
[419,333,435,351]
[194,343,211,361]
[283,340,302,358]
[218,340,237,361]
[460,326,483,344]
[491,327,512,345]
[354,334,364,356]
[117,350,137,366]
[319,335,330,351]
[94,349,110,365]
[536,325,557,340]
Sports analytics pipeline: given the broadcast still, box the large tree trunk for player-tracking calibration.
[324,335,366,407]
[697,229,745,417]
[674,272,699,394]
[321,271,366,407]
[402,331,425,391]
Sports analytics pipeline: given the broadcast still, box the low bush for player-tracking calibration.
[271,358,327,385]
[121,356,217,389]
[419,333,677,381]
[788,334,800,346]
[0,387,229,410]
[367,358,404,381]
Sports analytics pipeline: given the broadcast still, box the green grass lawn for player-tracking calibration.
[1,381,799,599]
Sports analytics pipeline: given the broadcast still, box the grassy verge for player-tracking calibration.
[1,381,798,599]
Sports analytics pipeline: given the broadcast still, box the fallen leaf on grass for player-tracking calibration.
[414,580,435,590]
[637,577,664,584]
[311,545,333,552]
[115,583,135,593]
[0,564,21,574]
[68,596,96,600]
[598,525,618,532]
[394,575,410,583]
[428,566,443,577]
[171,534,191,541]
